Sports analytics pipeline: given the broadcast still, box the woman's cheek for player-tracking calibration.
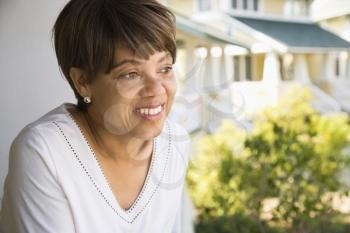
[165,79,177,115]
[115,81,142,100]
[167,75,177,95]
[101,96,140,135]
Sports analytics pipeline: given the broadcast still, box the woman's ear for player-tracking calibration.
[69,67,91,98]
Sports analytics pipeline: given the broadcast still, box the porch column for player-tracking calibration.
[239,56,246,81]
[189,46,209,92]
[224,48,234,84]
[347,52,350,79]
[320,53,336,82]
[184,44,199,90]
[294,54,310,83]
[209,46,224,91]
[262,52,281,106]
[262,52,281,84]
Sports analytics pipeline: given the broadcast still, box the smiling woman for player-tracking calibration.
[0,0,191,233]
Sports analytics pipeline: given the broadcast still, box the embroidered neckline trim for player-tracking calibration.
[51,107,171,224]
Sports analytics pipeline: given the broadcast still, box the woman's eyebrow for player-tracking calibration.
[111,53,172,71]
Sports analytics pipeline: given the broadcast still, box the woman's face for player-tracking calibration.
[87,44,177,140]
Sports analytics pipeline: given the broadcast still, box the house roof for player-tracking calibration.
[176,14,248,48]
[232,16,350,51]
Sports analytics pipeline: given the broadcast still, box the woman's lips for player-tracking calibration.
[135,104,165,121]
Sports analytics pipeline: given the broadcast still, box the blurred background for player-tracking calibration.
[1,0,350,232]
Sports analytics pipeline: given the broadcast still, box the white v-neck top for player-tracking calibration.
[0,103,191,233]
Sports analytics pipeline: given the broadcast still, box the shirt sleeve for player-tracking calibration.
[0,126,76,233]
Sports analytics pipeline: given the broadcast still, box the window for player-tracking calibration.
[232,0,237,8]
[233,55,252,81]
[284,0,310,17]
[246,56,252,80]
[198,0,212,11]
[233,56,240,81]
[335,57,340,77]
[253,0,259,11]
[232,0,259,12]
[282,54,294,81]
[243,0,248,10]
[335,52,349,79]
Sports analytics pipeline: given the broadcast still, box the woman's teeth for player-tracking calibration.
[137,105,162,116]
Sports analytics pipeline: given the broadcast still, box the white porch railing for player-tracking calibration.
[318,78,350,113]
[204,87,253,133]
[280,81,342,114]
[168,92,202,134]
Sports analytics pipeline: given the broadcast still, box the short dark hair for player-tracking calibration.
[53,0,177,111]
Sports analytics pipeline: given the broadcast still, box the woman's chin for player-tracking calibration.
[133,121,165,140]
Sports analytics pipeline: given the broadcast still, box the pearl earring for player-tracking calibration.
[83,97,91,104]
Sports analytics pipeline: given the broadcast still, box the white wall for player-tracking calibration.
[0,0,74,202]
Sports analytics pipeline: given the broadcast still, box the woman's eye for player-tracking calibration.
[159,66,173,74]
[119,72,140,80]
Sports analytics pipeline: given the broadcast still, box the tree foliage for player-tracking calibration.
[187,88,350,233]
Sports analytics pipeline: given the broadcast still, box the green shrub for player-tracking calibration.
[187,88,350,233]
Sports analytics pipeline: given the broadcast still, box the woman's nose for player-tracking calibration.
[140,74,165,97]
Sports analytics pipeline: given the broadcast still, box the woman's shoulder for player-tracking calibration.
[8,104,79,184]
[26,103,73,129]
[11,103,74,154]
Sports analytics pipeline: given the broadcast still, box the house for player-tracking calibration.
[165,10,252,132]
[163,0,350,133]
[311,0,350,42]
[310,0,350,112]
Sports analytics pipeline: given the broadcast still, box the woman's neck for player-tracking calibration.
[70,106,153,165]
